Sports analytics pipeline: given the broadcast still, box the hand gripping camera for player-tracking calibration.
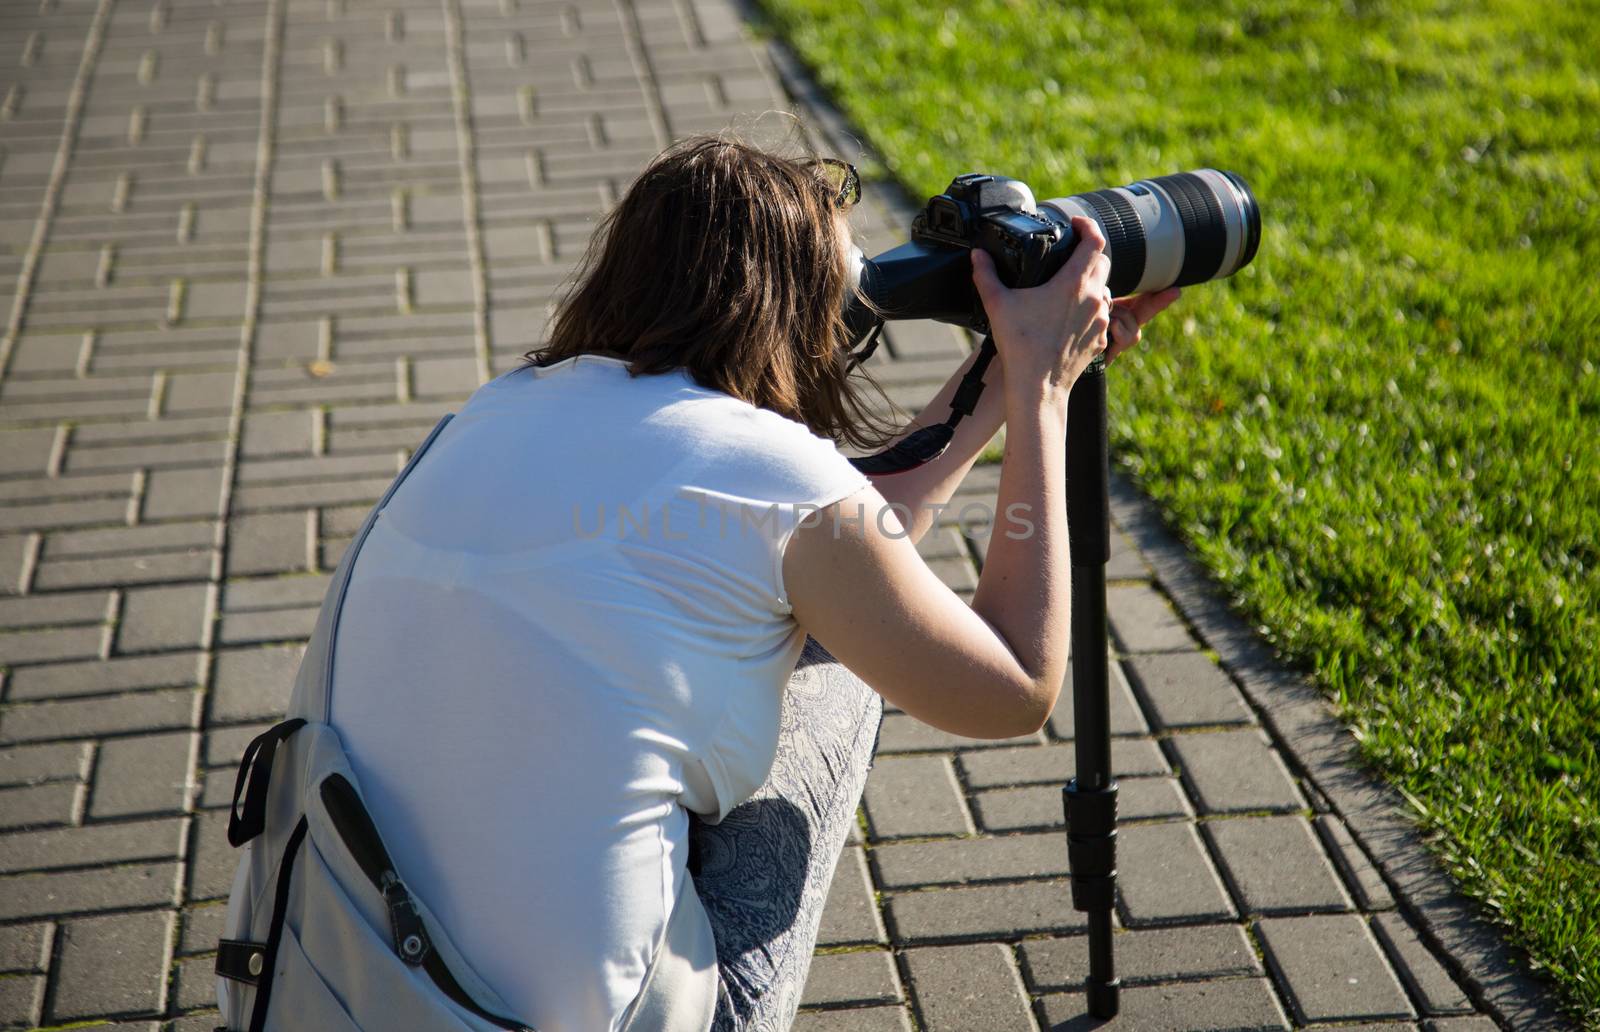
[843,169,1262,474]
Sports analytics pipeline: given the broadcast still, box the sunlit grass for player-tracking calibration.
[759,0,1600,1020]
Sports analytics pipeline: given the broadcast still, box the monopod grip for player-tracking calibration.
[1065,357,1111,566]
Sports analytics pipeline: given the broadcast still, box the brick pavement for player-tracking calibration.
[0,0,1568,1029]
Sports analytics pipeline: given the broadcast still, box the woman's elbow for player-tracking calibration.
[991,676,1060,738]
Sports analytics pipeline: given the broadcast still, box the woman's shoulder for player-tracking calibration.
[686,399,867,506]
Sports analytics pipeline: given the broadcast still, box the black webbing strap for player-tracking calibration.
[228,719,307,848]
[246,816,309,1032]
[216,938,268,987]
[848,336,998,476]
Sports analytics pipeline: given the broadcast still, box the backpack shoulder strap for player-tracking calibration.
[288,412,455,724]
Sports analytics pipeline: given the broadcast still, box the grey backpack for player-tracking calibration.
[214,413,719,1032]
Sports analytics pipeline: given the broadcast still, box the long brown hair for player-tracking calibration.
[520,132,901,451]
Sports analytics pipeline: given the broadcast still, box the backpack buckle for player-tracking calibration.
[380,870,432,966]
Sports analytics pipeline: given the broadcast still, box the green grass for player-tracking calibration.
[758,0,1600,1019]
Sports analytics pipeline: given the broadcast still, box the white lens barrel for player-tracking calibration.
[1041,168,1259,295]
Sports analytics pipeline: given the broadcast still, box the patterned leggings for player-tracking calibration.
[686,636,885,1032]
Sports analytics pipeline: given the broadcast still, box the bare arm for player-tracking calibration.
[784,218,1123,738]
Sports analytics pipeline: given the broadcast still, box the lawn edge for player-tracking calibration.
[1106,471,1570,1030]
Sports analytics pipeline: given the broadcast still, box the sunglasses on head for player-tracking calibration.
[809,158,861,211]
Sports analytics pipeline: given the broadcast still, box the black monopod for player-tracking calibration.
[1064,354,1120,1018]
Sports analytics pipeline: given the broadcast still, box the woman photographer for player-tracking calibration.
[325,132,1179,1031]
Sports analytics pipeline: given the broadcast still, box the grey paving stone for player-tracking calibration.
[225,510,313,576]
[116,581,214,653]
[800,949,901,1007]
[203,722,271,768]
[1047,655,1149,739]
[0,471,137,505]
[89,732,197,818]
[1316,814,1397,911]
[1039,977,1289,1030]
[0,817,187,875]
[902,942,1035,1032]
[887,880,1083,943]
[1020,923,1261,991]
[863,755,973,840]
[209,643,303,722]
[1371,911,1476,1016]
[0,623,104,665]
[63,439,230,475]
[413,355,481,397]
[1167,728,1306,814]
[44,520,216,559]
[1204,815,1352,915]
[234,475,394,514]
[0,498,131,534]
[792,1005,913,1031]
[0,740,91,786]
[1116,820,1235,925]
[817,846,885,947]
[217,605,318,645]
[0,922,51,973]
[1106,584,1193,653]
[0,863,183,921]
[0,687,200,743]
[74,417,230,447]
[164,371,238,415]
[177,901,228,956]
[48,908,175,1022]
[1105,528,1149,580]
[874,832,1068,889]
[0,429,57,477]
[0,781,83,831]
[1122,652,1252,729]
[237,452,403,486]
[0,973,45,1028]
[171,947,219,1011]
[240,409,317,458]
[884,320,969,361]
[6,650,206,700]
[970,777,1191,832]
[187,809,241,901]
[1424,1018,1498,1031]
[874,711,1045,753]
[1257,914,1416,1023]
[958,740,1169,789]
[223,574,331,611]
[32,548,216,590]
[196,767,245,810]
[141,466,226,520]
[0,588,111,629]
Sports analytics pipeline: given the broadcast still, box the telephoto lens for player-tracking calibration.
[1041,170,1261,298]
[843,169,1261,342]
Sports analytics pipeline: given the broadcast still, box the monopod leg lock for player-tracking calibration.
[1064,753,1122,1019]
[1062,778,1119,911]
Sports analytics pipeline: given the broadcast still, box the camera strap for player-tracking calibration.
[847,335,997,476]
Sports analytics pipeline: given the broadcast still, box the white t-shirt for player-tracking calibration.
[327,353,870,1032]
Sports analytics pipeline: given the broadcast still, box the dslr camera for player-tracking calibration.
[846,169,1261,338]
